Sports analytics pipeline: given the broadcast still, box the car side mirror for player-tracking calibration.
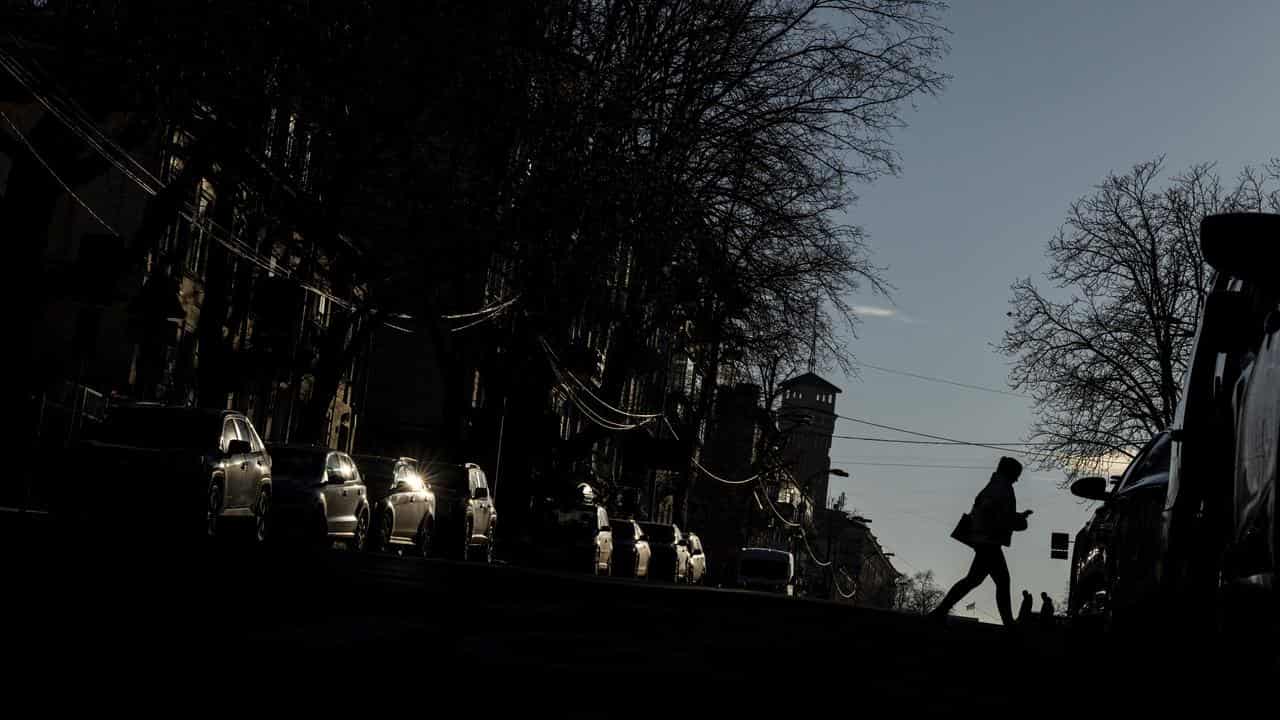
[1070,476,1110,501]
[1200,212,1280,288]
[227,439,251,456]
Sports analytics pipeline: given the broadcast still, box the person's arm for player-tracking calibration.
[1012,507,1032,532]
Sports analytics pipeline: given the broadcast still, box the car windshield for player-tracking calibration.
[740,558,789,579]
[91,409,217,449]
[639,524,674,543]
[269,449,324,477]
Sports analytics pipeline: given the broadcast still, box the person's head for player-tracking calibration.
[996,456,1023,482]
[1041,592,1050,601]
[1023,590,1031,598]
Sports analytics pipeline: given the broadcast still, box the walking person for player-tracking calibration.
[930,456,1033,627]
[1039,592,1056,629]
[1017,590,1034,624]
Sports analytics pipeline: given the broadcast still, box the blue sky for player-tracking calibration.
[826,0,1279,620]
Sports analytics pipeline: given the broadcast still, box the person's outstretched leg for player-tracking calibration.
[986,546,1015,626]
[932,550,990,618]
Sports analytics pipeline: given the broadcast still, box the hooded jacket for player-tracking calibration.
[968,471,1026,547]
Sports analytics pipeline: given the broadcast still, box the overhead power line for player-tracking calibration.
[853,359,1032,399]
[829,433,1051,447]
[835,414,1059,461]
[1,109,120,236]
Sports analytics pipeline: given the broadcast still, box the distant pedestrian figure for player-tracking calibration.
[1039,592,1055,629]
[1017,590,1034,624]
[930,457,1033,627]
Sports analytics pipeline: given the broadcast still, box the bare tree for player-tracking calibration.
[1000,158,1278,480]
[894,569,943,614]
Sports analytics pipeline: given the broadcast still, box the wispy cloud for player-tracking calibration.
[852,304,897,317]
[852,304,915,323]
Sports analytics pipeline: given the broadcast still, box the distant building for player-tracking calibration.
[777,372,840,510]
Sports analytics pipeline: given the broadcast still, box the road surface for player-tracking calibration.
[2,510,1269,712]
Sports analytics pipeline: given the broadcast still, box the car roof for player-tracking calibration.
[267,444,339,455]
[109,405,238,419]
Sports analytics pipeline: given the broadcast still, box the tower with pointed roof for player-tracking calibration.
[778,371,841,512]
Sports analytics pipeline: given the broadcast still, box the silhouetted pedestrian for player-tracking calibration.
[1039,592,1055,629]
[1017,590,1034,623]
[930,457,1033,627]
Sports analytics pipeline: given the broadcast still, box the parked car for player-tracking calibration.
[609,517,651,578]
[1159,211,1279,641]
[354,455,435,556]
[685,532,708,585]
[421,461,495,561]
[72,405,273,543]
[734,547,796,595]
[1067,431,1172,629]
[638,522,690,583]
[268,445,370,551]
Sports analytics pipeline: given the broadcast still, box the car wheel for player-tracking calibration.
[253,491,271,546]
[416,518,433,558]
[483,534,494,564]
[349,510,368,552]
[462,520,473,561]
[206,481,223,539]
[372,510,394,553]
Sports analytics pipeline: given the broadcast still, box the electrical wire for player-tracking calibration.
[540,337,664,419]
[1,109,120,236]
[853,359,1032,399]
[441,294,520,320]
[835,414,1062,461]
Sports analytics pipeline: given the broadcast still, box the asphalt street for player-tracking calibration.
[2,510,1270,713]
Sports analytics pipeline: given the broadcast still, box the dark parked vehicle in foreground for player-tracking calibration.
[269,445,369,551]
[638,522,690,583]
[1160,212,1279,643]
[355,455,435,556]
[609,517,650,578]
[72,405,272,543]
[1068,431,1171,628]
[520,496,614,574]
[421,461,495,561]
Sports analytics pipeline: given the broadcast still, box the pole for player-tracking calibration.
[493,394,507,503]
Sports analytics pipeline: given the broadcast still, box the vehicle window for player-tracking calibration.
[1121,434,1172,490]
[242,420,265,453]
[740,556,790,579]
[232,419,254,452]
[598,507,609,530]
[221,419,241,453]
[325,452,345,483]
[394,464,424,492]
[340,455,359,484]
